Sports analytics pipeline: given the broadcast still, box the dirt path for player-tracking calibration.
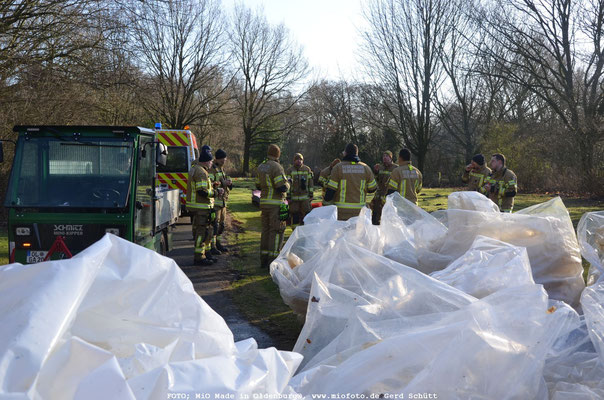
[166,215,277,349]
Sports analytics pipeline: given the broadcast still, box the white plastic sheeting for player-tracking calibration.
[0,234,301,399]
[578,211,604,285]
[270,192,604,398]
[272,192,585,317]
[288,242,575,399]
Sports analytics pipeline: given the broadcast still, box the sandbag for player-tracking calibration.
[577,211,604,285]
[288,241,575,399]
[416,194,585,307]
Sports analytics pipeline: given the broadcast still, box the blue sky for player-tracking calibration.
[234,0,367,81]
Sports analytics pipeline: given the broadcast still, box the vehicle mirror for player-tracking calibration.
[156,142,168,166]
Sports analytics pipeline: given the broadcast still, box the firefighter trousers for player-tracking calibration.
[213,206,227,246]
[260,205,285,267]
[193,210,213,261]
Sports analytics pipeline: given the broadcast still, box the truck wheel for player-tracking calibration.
[160,232,167,256]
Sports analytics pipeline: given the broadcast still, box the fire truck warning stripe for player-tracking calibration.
[166,133,189,147]
[158,134,177,146]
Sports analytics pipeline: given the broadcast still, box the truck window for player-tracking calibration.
[134,137,154,243]
[4,138,133,208]
[156,146,189,173]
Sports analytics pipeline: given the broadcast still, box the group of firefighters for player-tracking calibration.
[186,142,517,268]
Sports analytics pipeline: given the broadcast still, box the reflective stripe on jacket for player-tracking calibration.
[326,160,377,210]
[485,167,517,212]
[187,164,214,210]
[210,164,230,208]
[462,165,491,194]
[286,165,314,200]
[256,157,289,207]
[388,162,422,205]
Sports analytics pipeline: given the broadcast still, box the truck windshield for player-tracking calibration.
[4,137,134,208]
[156,146,189,173]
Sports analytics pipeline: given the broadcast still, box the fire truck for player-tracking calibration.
[154,123,199,214]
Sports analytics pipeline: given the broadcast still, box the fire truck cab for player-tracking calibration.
[154,124,199,214]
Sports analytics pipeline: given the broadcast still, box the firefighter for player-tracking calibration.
[324,143,377,221]
[462,154,491,195]
[387,148,423,205]
[484,153,517,212]
[187,146,224,266]
[286,153,314,228]
[371,150,398,224]
[209,149,233,255]
[256,144,290,269]
[318,158,340,205]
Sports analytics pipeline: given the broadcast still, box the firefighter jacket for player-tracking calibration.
[209,164,232,208]
[325,157,377,211]
[388,161,423,205]
[286,165,314,201]
[462,165,492,195]
[375,162,399,198]
[255,156,289,207]
[186,164,215,210]
[485,167,517,212]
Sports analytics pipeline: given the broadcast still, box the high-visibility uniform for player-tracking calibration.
[485,167,517,212]
[209,163,232,249]
[286,164,314,226]
[186,164,215,262]
[256,157,290,265]
[388,161,423,205]
[326,159,377,221]
[319,166,334,204]
[371,162,398,224]
[462,165,491,195]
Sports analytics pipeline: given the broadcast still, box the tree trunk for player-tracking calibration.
[243,130,252,175]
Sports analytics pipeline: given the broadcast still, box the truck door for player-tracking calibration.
[134,136,154,246]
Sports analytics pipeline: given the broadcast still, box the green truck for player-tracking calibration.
[1,125,180,264]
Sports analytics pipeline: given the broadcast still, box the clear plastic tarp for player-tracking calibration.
[0,234,301,399]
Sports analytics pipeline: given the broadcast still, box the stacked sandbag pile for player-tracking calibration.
[271,194,603,398]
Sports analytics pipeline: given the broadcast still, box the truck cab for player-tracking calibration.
[2,126,179,264]
[154,125,199,214]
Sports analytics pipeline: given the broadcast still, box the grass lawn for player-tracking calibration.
[226,178,304,349]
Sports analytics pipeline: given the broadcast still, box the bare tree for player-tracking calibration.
[128,0,230,131]
[477,0,604,187]
[230,3,310,173]
[361,0,460,172]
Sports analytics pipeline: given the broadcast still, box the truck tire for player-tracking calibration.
[160,231,168,256]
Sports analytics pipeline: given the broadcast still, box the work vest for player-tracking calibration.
[485,167,517,212]
[209,164,230,208]
[388,162,423,205]
[462,165,491,194]
[256,157,289,207]
[326,160,377,210]
[286,165,314,200]
[375,162,398,197]
[186,164,214,210]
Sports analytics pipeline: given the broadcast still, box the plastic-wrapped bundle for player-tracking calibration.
[0,235,301,399]
[447,190,500,212]
[289,241,575,399]
[379,193,445,271]
[416,194,585,307]
[292,240,474,372]
[577,211,604,285]
[430,236,534,298]
[271,206,351,317]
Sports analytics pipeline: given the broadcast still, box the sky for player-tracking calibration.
[233,0,368,81]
